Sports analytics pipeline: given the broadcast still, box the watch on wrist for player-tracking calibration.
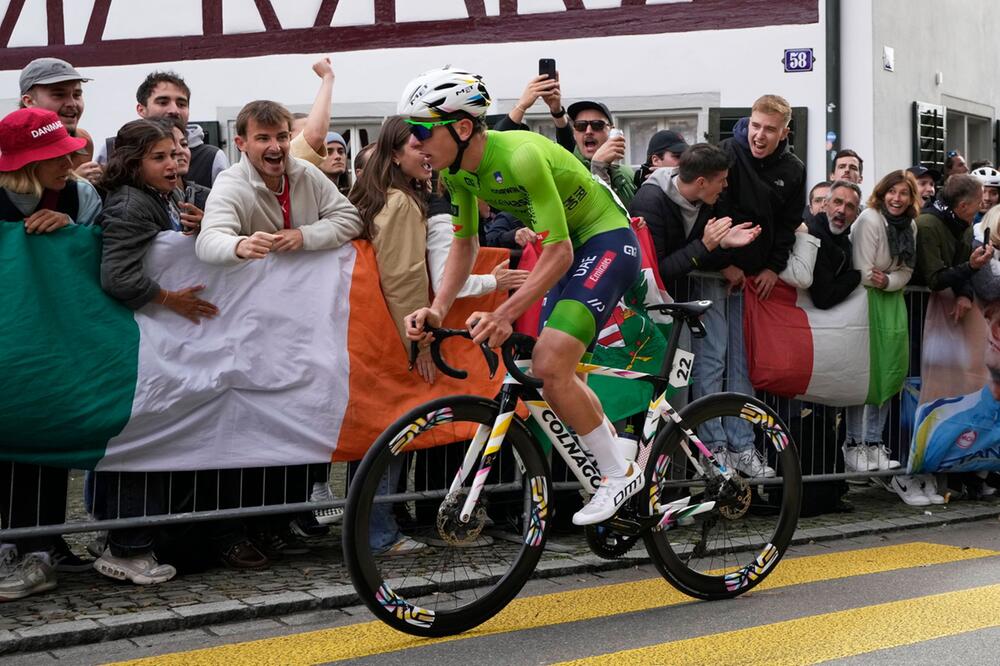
[550,106,566,118]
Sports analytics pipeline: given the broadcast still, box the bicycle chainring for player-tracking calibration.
[584,525,641,560]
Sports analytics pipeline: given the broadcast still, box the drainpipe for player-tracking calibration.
[826,0,841,175]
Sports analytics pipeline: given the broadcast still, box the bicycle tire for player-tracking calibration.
[343,395,551,636]
[641,392,801,601]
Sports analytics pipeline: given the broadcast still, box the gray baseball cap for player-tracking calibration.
[19,58,91,95]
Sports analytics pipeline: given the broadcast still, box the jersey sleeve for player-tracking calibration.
[442,174,479,240]
[509,142,569,245]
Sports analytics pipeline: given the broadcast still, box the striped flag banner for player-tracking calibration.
[0,223,505,470]
[743,281,907,407]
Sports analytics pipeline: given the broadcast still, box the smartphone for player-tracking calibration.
[983,223,992,248]
[538,58,557,80]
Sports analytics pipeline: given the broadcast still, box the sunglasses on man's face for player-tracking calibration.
[405,119,458,141]
[572,120,609,132]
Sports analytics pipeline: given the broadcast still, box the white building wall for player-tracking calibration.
[0,7,829,184]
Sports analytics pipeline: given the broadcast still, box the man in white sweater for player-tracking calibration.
[196,100,363,265]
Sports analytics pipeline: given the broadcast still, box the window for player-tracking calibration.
[617,114,699,169]
[947,110,992,165]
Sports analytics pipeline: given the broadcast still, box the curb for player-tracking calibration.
[4,504,999,656]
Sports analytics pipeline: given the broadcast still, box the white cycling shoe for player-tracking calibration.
[572,463,644,526]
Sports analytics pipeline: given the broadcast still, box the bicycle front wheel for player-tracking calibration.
[642,392,801,600]
[342,395,551,636]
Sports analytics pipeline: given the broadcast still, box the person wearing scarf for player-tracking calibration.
[846,171,924,496]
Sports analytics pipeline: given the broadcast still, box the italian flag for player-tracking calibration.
[1,223,505,470]
[743,281,908,407]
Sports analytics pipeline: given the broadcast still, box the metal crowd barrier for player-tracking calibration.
[0,275,932,541]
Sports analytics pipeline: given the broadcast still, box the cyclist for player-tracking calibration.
[400,67,644,525]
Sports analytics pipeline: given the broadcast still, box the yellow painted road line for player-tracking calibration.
[112,542,997,666]
[557,582,1000,666]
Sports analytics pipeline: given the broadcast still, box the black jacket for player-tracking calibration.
[715,117,806,276]
[628,171,727,301]
[98,185,175,309]
[806,212,860,309]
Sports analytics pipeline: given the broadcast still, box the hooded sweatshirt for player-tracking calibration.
[715,117,806,276]
[628,168,726,301]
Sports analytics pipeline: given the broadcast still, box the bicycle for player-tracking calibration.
[343,300,801,637]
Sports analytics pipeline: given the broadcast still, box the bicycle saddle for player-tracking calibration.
[647,300,713,319]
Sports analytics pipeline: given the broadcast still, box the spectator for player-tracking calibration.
[805,180,862,309]
[165,117,210,218]
[0,108,102,601]
[907,165,940,206]
[18,57,101,184]
[969,159,995,171]
[495,73,574,152]
[694,94,805,477]
[567,100,636,205]
[195,100,363,265]
[629,142,759,301]
[633,129,689,186]
[943,150,969,182]
[970,166,1000,224]
[95,71,229,188]
[829,148,863,185]
[844,173,920,488]
[914,174,994,323]
[319,131,350,193]
[353,142,376,182]
[289,58,336,168]
[807,180,831,217]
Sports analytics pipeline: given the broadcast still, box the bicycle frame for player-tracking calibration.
[450,318,734,529]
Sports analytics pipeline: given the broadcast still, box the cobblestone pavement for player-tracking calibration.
[1,482,998,655]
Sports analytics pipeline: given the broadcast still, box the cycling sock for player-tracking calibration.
[581,419,628,478]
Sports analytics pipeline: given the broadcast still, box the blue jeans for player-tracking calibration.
[690,276,754,452]
[368,458,404,552]
[845,403,890,444]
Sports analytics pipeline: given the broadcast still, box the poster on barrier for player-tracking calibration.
[908,220,1000,473]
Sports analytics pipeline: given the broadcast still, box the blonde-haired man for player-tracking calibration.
[690,93,805,477]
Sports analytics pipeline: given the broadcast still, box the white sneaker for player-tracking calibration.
[377,535,427,557]
[843,445,873,473]
[715,449,776,478]
[572,464,644,526]
[309,482,344,525]
[976,471,997,497]
[0,552,56,601]
[94,550,176,585]
[866,444,901,471]
[916,474,945,504]
[890,475,931,507]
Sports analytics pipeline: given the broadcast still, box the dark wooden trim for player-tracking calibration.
[563,0,586,9]
[46,0,64,46]
[0,0,26,48]
[83,0,111,43]
[314,0,339,27]
[464,0,486,18]
[499,0,517,16]
[0,0,819,70]
[253,0,281,31]
[202,0,223,35]
[622,0,648,6]
[374,0,394,24]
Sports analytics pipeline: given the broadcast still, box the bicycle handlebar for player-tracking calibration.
[408,327,543,389]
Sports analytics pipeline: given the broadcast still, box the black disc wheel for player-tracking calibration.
[641,392,801,600]
[343,395,551,636]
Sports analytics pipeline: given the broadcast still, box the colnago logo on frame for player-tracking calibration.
[539,409,601,490]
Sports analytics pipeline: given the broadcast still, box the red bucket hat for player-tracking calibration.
[0,108,87,172]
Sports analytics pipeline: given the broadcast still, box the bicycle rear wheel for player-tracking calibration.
[343,395,551,636]
[642,392,801,600]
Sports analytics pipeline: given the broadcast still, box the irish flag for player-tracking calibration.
[743,281,908,407]
[0,223,506,471]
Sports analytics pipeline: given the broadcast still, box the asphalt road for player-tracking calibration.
[6,521,1000,665]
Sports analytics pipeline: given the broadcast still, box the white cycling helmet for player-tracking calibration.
[971,166,1000,189]
[398,67,491,119]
